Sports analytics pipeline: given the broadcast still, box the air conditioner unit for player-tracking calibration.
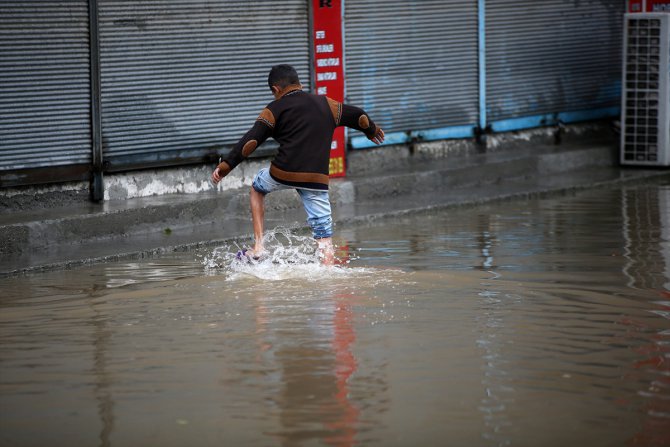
[621,13,670,166]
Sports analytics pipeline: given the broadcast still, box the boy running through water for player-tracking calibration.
[211,65,384,264]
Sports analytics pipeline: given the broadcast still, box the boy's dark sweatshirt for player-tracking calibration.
[218,87,378,191]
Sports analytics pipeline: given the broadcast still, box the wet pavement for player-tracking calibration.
[1,179,669,446]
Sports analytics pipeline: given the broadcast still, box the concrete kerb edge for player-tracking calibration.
[0,218,311,278]
[2,169,668,278]
[341,170,670,225]
[0,143,612,257]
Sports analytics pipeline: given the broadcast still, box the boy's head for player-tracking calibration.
[268,64,301,94]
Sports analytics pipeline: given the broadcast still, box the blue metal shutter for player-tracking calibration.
[486,0,624,124]
[0,1,91,171]
[97,0,310,169]
[344,0,479,136]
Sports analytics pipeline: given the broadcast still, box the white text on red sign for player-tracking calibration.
[316,44,334,53]
[317,58,340,67]
[317,72,337,81]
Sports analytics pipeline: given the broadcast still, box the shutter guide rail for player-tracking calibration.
[89,0,104,201]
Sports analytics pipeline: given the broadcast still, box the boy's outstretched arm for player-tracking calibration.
[211,109,274,184]
[329,99,385,145]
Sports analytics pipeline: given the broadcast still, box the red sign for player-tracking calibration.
[628,0,670,12]
[311,0,346,178]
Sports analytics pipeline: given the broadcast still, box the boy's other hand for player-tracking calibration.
[369,127,385,145]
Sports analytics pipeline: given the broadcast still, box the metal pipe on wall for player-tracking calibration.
[88,0,104,201]
[478,0,487,133]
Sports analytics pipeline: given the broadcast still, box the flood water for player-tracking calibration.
[1,181,669,447]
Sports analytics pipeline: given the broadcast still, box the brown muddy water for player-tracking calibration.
[1,181,669,447]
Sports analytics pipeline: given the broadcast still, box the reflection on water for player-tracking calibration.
[623,185,670,291]
[0,181,669,446]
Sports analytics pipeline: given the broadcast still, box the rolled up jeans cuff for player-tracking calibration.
[252,168,283,195]
[308,215,333,239]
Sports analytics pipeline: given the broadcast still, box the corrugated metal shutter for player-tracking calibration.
[486,0,624,123]
[98,0,310,169]
[344,0,479,134]
[0,1,92,171]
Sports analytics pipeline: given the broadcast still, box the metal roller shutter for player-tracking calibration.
[486,0,624,123]
[344,0,479,135]
[0,1,92,171]
[98,0,310,170]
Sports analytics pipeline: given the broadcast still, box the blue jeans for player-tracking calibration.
[252,168,333,239]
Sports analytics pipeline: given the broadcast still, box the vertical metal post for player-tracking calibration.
[307,1,315,92]
[89,0,104,202]
[341,0,348,148]
[478,0,487,135]
[341,0,347,100]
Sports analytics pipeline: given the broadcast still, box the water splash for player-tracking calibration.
[202,227,367,281]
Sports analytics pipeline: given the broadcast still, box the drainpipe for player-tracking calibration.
[476,0,489,148]
[89,0,104,202]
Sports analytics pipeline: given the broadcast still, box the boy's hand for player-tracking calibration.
[368,127,385,145]
[211,168,223,184]
[211,161,231,185]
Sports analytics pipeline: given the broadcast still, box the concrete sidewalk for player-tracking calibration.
[1,140,668,276]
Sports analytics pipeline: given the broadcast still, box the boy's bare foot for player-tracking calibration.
[247,246,266,260]
[237,247,266,262]
[317,238,334,266]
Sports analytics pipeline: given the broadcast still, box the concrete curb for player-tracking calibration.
[1,143,668,276]
[3,168,667,278]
